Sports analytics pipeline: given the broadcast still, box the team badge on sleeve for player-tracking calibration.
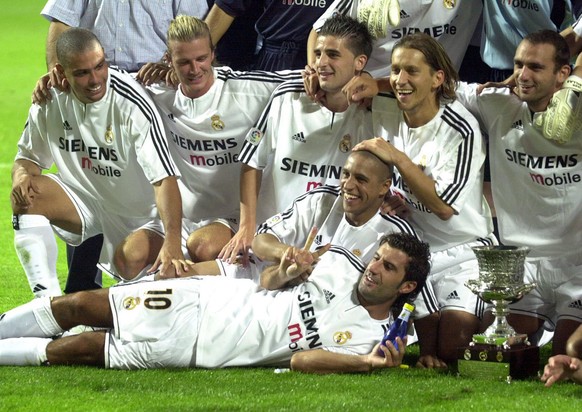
[339,134,352,153]
[246,128,263,146]
[443,0,455,8]
[105,125,114,144]
[211,115,225,131]
[265,214,282,226]
[333,331,352,345]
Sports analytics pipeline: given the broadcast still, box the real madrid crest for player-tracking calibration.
[211,114,225,131]
[333,331,352,345]
[443,0,456,9]
[339,134,352,153]
[123,296,140,310]
[105,125,114,144]
[352,249,362,257]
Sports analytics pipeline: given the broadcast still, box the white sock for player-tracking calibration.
[0,296,64,339]
[0,337,50,366]
[13,214,61,297]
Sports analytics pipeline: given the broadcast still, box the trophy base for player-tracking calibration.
[471,333,529,347]
[456,344,539,383]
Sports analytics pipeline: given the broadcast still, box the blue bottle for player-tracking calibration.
[378,302,415,354]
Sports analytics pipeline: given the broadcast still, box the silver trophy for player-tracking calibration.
[465,245,535,347]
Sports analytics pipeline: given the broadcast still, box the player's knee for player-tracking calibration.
[113,244,148,280]
[187,236,222,262]
[566,328,582,358]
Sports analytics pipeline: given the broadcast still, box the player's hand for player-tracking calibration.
[10,174,41,212]
[381,191,410,219]
[416,354,447,369]
[218,226,254,265]
[534,75,582,144]
[367,337,406,370]
[353,137,401,165]
[149,240,188,279]
[541,355,580,387]
[342,73,378,107]
[303,64,325,103]
[136,62,173,86]
[32,67,69,104]
[476,72,517,95]
[282,244,330,284]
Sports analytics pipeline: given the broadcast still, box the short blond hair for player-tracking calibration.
[167,15,212,48]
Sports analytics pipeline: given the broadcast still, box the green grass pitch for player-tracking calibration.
[0,2,580,411]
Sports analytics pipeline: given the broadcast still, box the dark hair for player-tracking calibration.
[56,28,102,69]
[523,29,570,72]
[379,232,431,312]
[319,14,374,59]
[393,32,458,102]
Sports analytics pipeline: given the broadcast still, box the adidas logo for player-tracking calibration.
[33,284,48,294]
[314,235,323,246]
[292,131,306,143]
[167,113,175,122]
[63,120,72,130]
[400,9,411,19]
[511,120,523,130]
[446,290,460,300]
[323,289,336,304]
[568,300,582,310]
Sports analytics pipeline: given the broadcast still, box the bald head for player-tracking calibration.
[56,27,103,69]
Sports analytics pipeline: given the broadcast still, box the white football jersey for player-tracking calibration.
[16,68,177,219]
[147,68,301,221]
[456,82,582,258]
[195,246,392,368]
[314,0,482,77]
[239,80,375,224]
[257,185,419,260]
[372,94,494,252]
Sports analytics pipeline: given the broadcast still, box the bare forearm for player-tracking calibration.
[46,21,70,70]
[204,4,235,46]
[291,349,372,374]
[239,164,261,231]
[259,264,290,290]
[252,233,287,262]
[12,159,41,181]
[392,152,454,220]
[153,176,182,242]
[307,29,318,66]
[414,313,439,357]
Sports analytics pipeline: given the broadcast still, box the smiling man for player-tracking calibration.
[11,28,183,297]
[220,14,376,265]
[110,16,300,280]
[354,33,496,365]
[0,233,429,374]
[455,30,582,357]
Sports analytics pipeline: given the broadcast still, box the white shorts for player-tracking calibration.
[105,278,202,369]
[142,217,239,259]
[430,240,493,318]
[48,174,153,268]
[510,251,582,328]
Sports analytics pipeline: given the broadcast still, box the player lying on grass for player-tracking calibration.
[0,233,429,373]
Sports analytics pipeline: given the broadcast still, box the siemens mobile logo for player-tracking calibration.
[281,0,327,7]
[505,150,581,187]
[391,24,457,39]
[288,291,322,353]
